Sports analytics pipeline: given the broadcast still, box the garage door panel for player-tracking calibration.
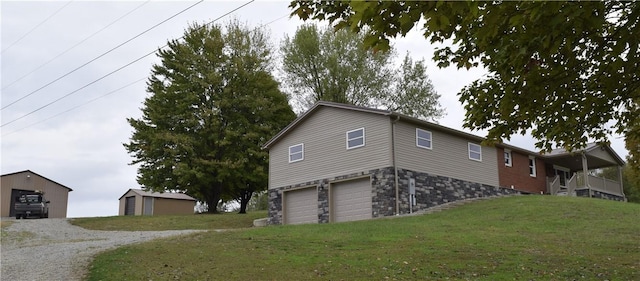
[332,178,372,222]
[284,187,318,225]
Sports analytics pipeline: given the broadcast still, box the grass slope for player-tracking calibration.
[70,211,267,231]
[86,196,640,281]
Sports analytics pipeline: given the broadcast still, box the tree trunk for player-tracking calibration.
[238,190,253,214]
[204,183,223,214]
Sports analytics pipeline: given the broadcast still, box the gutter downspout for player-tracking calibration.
[391,115,401,215]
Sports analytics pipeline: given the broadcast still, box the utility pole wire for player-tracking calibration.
[1,0,255,128]
[3,9,285,136]
[1,77,147,137]
[1,1,74,54]
[1,0,204,110]
[1,1,151,91]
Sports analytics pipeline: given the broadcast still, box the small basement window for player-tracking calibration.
[416,128,432,149]
[289,143,304,163]
[346,128,365,149]
[468,143,482,161]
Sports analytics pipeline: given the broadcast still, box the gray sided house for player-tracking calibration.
[263,102,627,225]
[263,102,520,225]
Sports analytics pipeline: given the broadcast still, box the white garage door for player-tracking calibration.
[332,178,372,222]
[284,187,318,225]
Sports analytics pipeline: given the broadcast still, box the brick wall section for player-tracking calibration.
[497,147,547,194]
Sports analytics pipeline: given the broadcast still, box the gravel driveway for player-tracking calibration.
[1,218,203,281]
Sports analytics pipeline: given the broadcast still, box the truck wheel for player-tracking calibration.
[16,215,21,219]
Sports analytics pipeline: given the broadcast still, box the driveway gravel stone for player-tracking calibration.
[1,218,202,281]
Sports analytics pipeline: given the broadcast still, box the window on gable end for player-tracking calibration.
[346,128,365,149]
[289,143,304,163]
[416,128,432,149]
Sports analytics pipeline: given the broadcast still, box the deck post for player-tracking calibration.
[618,165,625,198]
[582,152,590,197]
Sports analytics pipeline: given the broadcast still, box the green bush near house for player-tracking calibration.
[86,196,640,280]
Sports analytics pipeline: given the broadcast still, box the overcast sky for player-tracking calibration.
[1,1,628,218]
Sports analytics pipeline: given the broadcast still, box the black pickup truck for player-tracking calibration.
[14,191,49,219]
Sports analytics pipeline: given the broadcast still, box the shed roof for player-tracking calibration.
[1,170,73,191]
[118,189,196,201]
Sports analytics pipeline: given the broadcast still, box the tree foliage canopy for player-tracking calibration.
[290,1,640,158]
[124,21,296,213]
[280,24,444,121]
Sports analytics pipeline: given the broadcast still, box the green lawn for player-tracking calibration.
[70,211,266,231]
[85,196,640,280]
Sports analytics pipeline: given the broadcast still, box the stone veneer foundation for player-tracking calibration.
[268,167,521,225]
[576,188,626,201]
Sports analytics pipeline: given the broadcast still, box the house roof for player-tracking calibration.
[544,142,626,169]
[263,101,536,154]
[1,170,74,191]
[262,101,626,168]
[118,189,196,201]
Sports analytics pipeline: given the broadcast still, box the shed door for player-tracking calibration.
[143,197,153,215]
[10,189,31,217]
[332,178,372,222]
[284,187,317,225]
[124,196,135,215]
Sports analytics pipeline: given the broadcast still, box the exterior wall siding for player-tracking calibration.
[1,171,71,218]
[497,148,547,193]
[153,198,195,215]
[119,191,195,216]
[394,121,500,187]
[587,148,618,164]
[268,107,392,189]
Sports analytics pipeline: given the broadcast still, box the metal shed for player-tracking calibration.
[1,170,73,218]
[118,189,196,216]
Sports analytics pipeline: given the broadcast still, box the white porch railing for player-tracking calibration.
[548,176,560,195]
[566,174,577,195]
[587,175,623,195]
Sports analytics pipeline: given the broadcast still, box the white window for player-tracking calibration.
[416,128,432,149]
[468,143,482,161]
[346,128,365,149]
[529,156,537,177]
[289,143,304,163]
[504,149,512,167]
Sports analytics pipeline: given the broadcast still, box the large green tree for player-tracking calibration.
[281,24,444,120]
[290,1,639,159]
[124,21,295,213]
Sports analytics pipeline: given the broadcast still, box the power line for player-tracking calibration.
[3,9,285,135]
[1,77,147,137]
[1,1,151,91]
[1,0,256,128]
[1,0,204,110]
[1,1,74,54]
